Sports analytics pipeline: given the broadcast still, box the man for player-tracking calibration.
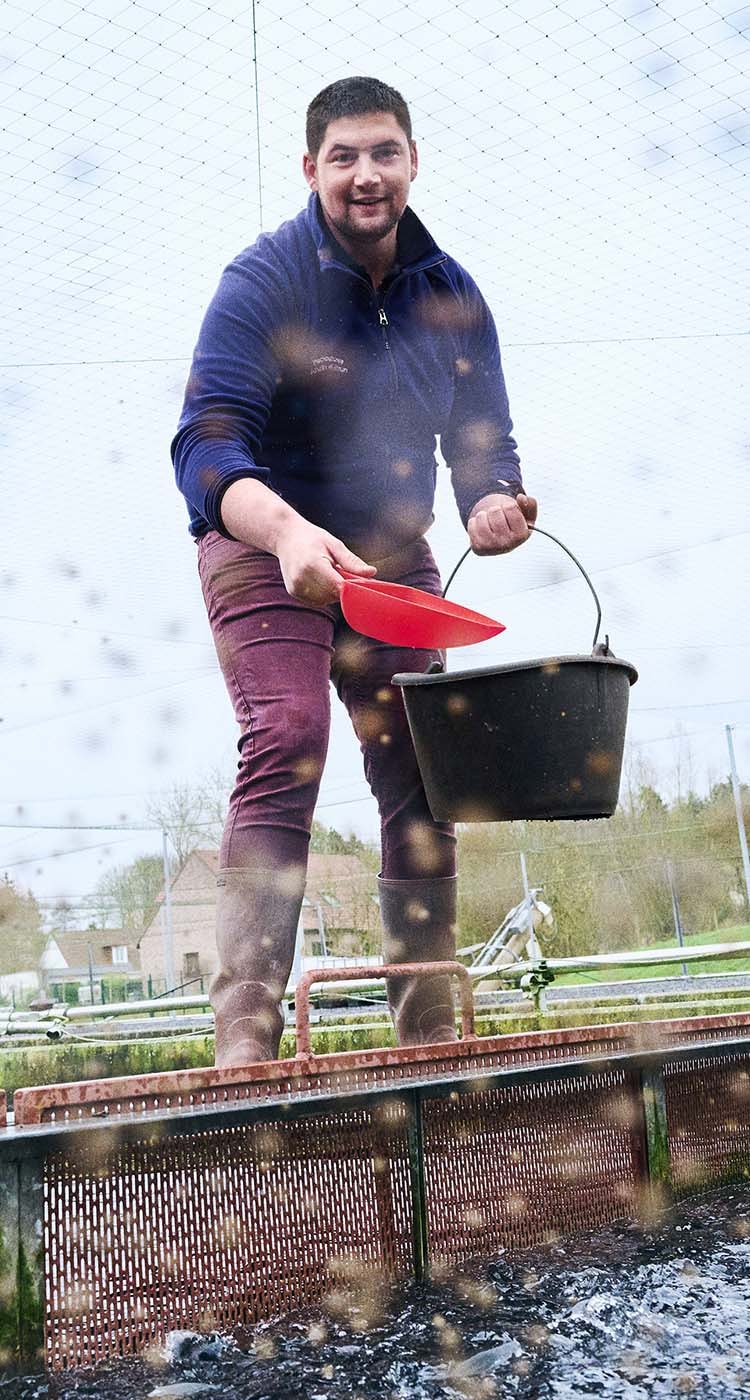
[172,76,536,1068]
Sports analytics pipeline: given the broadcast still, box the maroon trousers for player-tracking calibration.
[197,532,456,880]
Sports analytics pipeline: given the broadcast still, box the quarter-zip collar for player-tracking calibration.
[307,193,446,283]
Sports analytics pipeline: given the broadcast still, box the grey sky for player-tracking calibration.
[2,0,749,918]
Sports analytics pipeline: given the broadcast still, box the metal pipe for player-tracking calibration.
[161,830,176,994]
[294,961,475,1057]
[0,993,211,1031]
[2,942,748,1036]
[468,939,750,983]
[726,724,750,911]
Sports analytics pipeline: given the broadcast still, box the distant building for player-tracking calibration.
[0,931,143,1006]
[138,849,382,993]
[43,931,141,1002]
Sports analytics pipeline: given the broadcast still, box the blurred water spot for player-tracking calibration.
[682,650,709,677]
[80,729,107,752]
[59,151,102,186]
[102,646,136,670]
[158,705,183,728]
[55,558,81,580]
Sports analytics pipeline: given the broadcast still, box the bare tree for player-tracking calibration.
[50,897,75,934]
[146,772,230,869]
[94,855,165,932]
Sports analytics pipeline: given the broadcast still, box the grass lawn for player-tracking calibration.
[552,922,750,985]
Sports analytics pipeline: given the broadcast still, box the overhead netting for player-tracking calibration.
[2,0,748,896]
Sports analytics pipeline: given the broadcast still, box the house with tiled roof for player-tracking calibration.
[138,849,381,994]
[43,930,141,1002]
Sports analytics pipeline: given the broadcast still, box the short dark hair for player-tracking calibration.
[306,77,412,158]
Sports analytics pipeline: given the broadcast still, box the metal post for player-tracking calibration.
[519,851,536,953]
[520,850,547,1011]
[87,941,95,1005]
[161,830,176,994]
[316,901,329,958]
[667,862,689,978]
[405,1090,428,1281]
[726,725,750,913]
[0,1156,46,1371]
[639,1065,673,1215]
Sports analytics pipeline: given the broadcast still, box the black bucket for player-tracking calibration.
[392,528,638,823]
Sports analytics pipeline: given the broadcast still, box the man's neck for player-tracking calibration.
[331,227,398,291]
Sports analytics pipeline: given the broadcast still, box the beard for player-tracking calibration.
[329,198,402,247]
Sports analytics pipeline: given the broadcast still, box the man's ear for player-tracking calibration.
[410,140,418,182]
[303,152,318,191]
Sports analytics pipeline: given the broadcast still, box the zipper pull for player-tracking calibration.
[378,308,389,327]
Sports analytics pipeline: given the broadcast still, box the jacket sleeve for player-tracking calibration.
[170,249,289,536]
[440,271,523,526]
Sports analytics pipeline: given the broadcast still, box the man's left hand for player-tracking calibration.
[468,492,538,555]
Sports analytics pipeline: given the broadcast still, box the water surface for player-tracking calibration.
[4,1184,750,1399]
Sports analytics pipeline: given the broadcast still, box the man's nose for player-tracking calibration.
[353,158,382,185]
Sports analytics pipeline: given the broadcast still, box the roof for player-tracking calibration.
[54,931,132,960]
[139,848,376,944]
[170,849,372,892]
[47,930,139,972]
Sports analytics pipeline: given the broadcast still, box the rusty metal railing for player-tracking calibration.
[293,960,475,1056]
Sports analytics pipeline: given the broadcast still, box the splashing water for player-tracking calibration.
[5,1185,750,1398]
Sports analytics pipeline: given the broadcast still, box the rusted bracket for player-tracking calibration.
[293,961,476,1059]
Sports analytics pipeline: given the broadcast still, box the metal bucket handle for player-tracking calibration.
[442,524,605,653]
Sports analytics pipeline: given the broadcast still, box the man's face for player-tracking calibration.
[303,112,417,251]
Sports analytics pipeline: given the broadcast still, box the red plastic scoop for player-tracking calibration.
[338,573,505,649]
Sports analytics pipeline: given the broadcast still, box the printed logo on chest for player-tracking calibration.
[311,355,349,376]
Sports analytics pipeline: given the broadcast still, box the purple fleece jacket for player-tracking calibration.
[172,194,522,559]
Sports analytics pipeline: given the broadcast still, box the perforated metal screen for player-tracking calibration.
[44,1100,414,1369]
[421,1071,645,1266]
[665,1053,750,1193]
[37,1045,750,1371]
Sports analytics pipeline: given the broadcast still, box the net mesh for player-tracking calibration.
[3,0,749,894]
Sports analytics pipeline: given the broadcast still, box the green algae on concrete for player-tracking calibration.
[1,1035,215,1104]
[4,993,750,1103]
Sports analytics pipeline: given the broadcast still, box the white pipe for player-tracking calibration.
[2,943,749,1029]
[469,940,750,984]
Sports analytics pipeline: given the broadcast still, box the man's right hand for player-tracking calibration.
[276,522,375,605]
[220,478,375,605]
